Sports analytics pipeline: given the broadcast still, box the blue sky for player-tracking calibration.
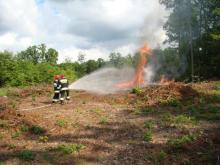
[0,0,167,62]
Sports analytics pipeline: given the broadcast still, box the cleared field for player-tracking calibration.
[0,82,219,165]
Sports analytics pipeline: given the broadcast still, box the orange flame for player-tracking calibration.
[116,43,152,88]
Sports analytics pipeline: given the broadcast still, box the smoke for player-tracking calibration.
[69,66,154,94]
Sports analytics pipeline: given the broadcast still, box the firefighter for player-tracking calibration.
[59,74,70,103]
[52,75,61,103]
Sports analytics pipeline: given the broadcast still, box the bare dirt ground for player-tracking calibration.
[0,82,220,165]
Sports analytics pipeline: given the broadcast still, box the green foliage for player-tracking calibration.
[161,113,196,127]
[213,83,220,91]
[168,134,197,150]
[99,117,108,124]
[7,144,16,149]
[0,120,9,128]
[0,133,3,140]
[131,87,142,95]
[56,119,68,127]
[188,105,220,121]
[158,150,168,162]
[17,44,58,64]
[30,125,45,135]
[143,131,153,142]
[0,162,4,165]
[56,144,86,155]
[39,136,49,143]
[11,131,22,139]
[144,120,155,130]
[20,124,29,132]
[0,88,8,96]
[17,150,35,161]
[142,107,154,114]
[160,0,220,79]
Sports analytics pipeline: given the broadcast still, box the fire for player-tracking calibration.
[116,43,152,88]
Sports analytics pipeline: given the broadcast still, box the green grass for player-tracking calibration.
[11,131,22,139]
[30,125,45,135]
[99,117,108,124]
[167,134,198,150]
[56,144,86,155]
[135,107,154,115]
[167,98,181,107]
[143,131,153,142]
[0,88,8,96]
[92,108,103,116]
[0,161,4,165]
[131,87,142,95]
[20,124,29,132]
[7,144,16,149]
[56,119,68,127]
[188,105,220,121]
[144,120,155,130]
[39,136,49,143]
[213,82,220,91]
[0,133,3,140]
[0,120,9,128]
[161,113,196,128]
[158,150,168,162]
[17,150,35,161]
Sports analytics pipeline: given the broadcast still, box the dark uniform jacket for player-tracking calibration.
[53,80,60,93]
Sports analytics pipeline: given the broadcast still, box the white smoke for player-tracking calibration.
[69,67,154,94]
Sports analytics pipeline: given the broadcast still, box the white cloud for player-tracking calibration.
[0,0,167,62]
[0,32,33,51]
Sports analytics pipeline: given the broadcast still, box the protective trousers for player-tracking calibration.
[60,90,70,101]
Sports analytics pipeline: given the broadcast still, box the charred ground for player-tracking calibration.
[0,82,220,165]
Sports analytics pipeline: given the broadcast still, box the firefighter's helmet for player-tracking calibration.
[60,74,65,79]
[54,75,60,80]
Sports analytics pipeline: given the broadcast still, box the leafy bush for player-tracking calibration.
[17,150,35,161]
[30,125,45,135]
[56,144,86,154]
[131,87,142,95]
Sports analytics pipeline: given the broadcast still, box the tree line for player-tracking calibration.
[159,0,220,80]
[0,43,186,87]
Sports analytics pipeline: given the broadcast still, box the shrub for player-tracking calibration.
[144,131,153,142]
[131,87,142,95]
[30,125,45,135]
[17,150,35,161]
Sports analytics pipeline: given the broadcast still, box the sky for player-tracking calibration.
[0,0,167,62]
